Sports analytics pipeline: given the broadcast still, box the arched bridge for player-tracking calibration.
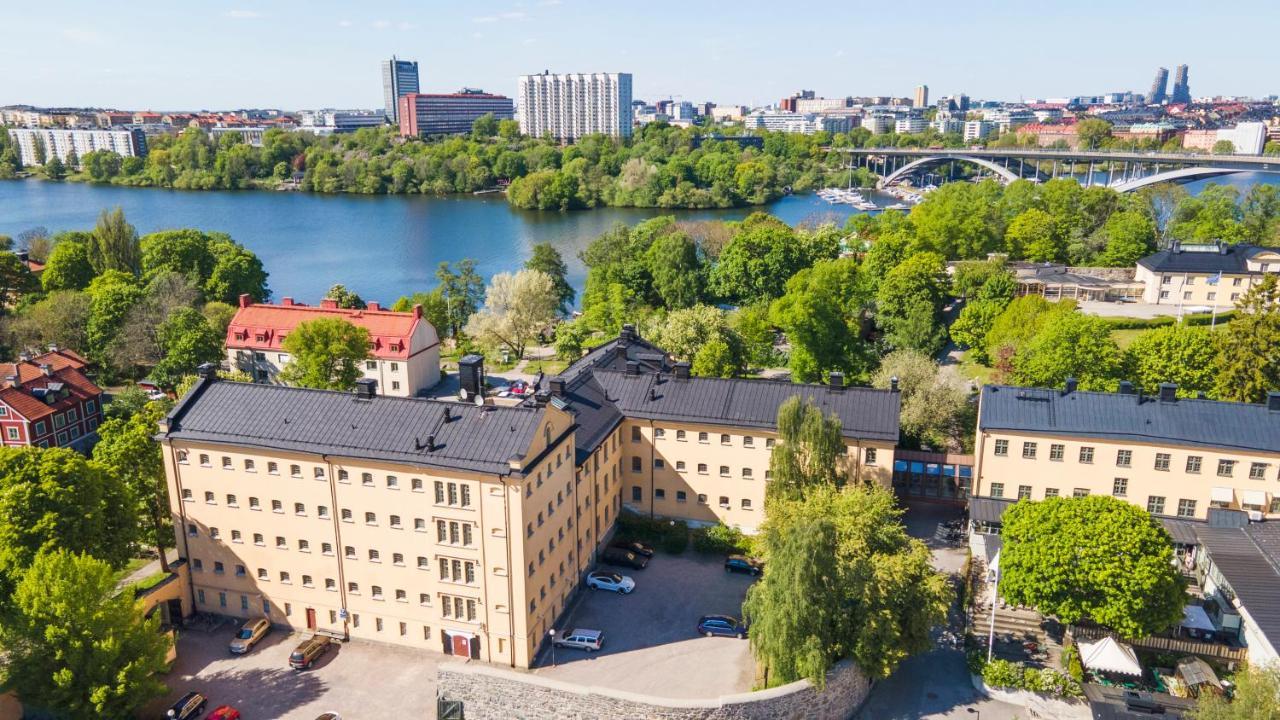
[836,147,1280,193]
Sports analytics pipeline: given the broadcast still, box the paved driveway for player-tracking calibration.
[531,552,756,698]
[148,625,456,719]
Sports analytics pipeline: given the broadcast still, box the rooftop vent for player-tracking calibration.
[1268,391,1280,412]
[829,371,845,392]
[1063,377,1078,395]
[889,376,899,393]
[625,361,639,376]
[196,363,218,380]
[549,377,566,396]
[354,378,377,399]
[673,362,691,381]
[1158,383,1177,403]
[1118,380,1135,395]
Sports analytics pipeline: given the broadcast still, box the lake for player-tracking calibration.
[1,172,1275,303]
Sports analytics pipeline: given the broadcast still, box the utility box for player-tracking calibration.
[458,355,485,399]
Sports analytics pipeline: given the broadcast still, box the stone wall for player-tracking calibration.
[437,659,870,720]
[972,674,1091,720]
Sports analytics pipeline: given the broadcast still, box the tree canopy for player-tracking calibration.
[1214,275,1280,403]
[278,317,371,390]
[770,258,869,382]
[465,269,560,360]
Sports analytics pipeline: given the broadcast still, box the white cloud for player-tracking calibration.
[337,19,353,27]
[226,10,261,19]
[834,49,846,58]
[473,11,527,23]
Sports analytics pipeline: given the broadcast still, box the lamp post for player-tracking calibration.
[548,628,556,667]
[987,551,1001,664]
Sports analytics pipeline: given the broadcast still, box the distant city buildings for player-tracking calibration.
[860,114,893,134]
[963,120,994,142]
[397,90,514,138]
[1149,67,1169,105]
[7,127,147,165]
[1171,64,1191,104]
[1183,122,1268,155]
[914,85,929,109]
[298,110,386,135]
[709,105,747,122]
[895,117,928,134]
[382,56,420,123]
[208,126,268,147]
[517,72,633,140]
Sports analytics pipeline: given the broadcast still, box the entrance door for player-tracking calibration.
[305,607,317,631]
[450,633,470,657]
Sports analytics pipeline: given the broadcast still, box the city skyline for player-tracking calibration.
[4,1,1279,110]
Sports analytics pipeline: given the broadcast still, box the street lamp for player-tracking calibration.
[548,628,556,667]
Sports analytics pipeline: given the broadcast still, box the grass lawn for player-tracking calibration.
[525,359,569,376]
[956,352,998,385]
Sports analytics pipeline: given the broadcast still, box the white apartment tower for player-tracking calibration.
[517,72,633,141]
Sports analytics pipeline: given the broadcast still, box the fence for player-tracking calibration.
[1068,625,1248,663]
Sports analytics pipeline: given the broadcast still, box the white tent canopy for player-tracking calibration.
[1079,636,1142,676]
[1181,604,1216,632]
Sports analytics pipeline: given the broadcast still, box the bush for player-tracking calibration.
[691,523,753,555]
[1062,643,1085,684]
[980,657,1081,697]
[982,659,1024,688]
[614,510,669,542]
[661,520,689,554]
[1102,310,1236,331]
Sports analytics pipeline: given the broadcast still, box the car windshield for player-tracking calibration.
[236,628,253,639]
[290,652,304,660]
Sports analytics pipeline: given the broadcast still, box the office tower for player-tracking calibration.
[1170,64,1191,104]
[517,72,633,140]
[398,89,515,137]
[955,93,970,112]
[382,56,420,122]
[914,85,929,109]
[1148,67,1169,104]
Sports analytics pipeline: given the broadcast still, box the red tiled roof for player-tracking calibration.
[226,297,425,360]
[0,362,101,421]
[0,348,90,379]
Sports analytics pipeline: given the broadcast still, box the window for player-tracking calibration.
[280,572,291,584]
[369,549,380,562]
[1177,499,1197,518]
[386,475,399,489]
[193,559,203,571]
[1250,462,1269,480]
[210,527,221,540]
[697,493,708,504]
[1186,456,1202,473]
[302,575,314,588]
[257,568,268,580]
[654,458,665,469]
[741,499,752,510]
[742,467,753,479]
[313,467,325,480]
[1049,444,1064,461]
[326,578,336,591]
[698,432,709,443]
[744,436,754,447]
[348,582,359,594]
[366,361,377,370]
[341,509,353,522]
[1116,449,1132,468]
[654,428,665,439]
[294,502,306,516]
[322,542,333,555]
[318,505,329,518]
[244,459,255,472]
[676,490,687,503]
[631,486,641,502]
[187,523,198,537]
[1154,453,1171,471]
[345,546,356,559]
[1017,485,1032,500]
[271,500,283,513]
[676,430,686,441]
[214,561,224,574]
[1073,488,1090,498]
[654,488,665,500]
[719,496,730,507]
[253,533,264,546]
[631,426,641,442]
[697,463,708,474]
[720,434,731,445]
[199,454,210,466]
[631,456,641,472]
[267,461,279,475]
[1022,442,1037,459]
[231,529,242,543]
[182,489,193,501]
[719,465,730,477]
[298,539,310,552]
[290,464,302,478]
[990,483,1004,499]
[414,518,426,532]
[865,448,877,465]
[338,469,349,483]
[204,491,215,504]
[1183,291,1192,301]
[993,439,1009,456]
[275,536,286,549]
[365,512,377,525]
[412,478,423,492]
[177,450,189,464]
[1112,478,1128,497]
[1044,488,1059,498]
[1217,459,1236,478]
[226,494,238,506]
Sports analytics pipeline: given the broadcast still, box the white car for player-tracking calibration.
[229,617,271,654]
[586,571,635,594]
[554,628,604,652]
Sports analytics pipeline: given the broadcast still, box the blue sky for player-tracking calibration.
[4,1,1277,110]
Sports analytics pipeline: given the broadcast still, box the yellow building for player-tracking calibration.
[159,329,901,667]
[1135,242,1280,311]
[972,381,1280,520]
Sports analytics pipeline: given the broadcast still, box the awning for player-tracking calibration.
[1079,636,1142,677]
[1242,490,1268,508]
[1211,487,1234,504]
[1181,604,1216,632]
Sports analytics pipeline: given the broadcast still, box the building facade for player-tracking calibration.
[382,56,420,123]
[397,91,515,138]
[963,121,994,142]
[972,382,1280,520]
[0,348,103,450]
[7,127,147,166]
[225,296,441,397]
[1171,64,1191,104]
[1148,67,1169,105]
[1135,243,1280,309]
[517,72,633,140]
[914,85,929,109]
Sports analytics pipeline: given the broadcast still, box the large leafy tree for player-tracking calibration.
[41,240,96,292]
[984,296,1077,377]
[2,290,92,353]
[950,300,1004,364]
[871,350,972,451]
[745,484,951,686]
[1214,275,1280,403]
[1168,184,1246,244]
[323,283,366,309]
[767,397,847,502]
[391,289,451,335]
[644,304,744,376]
[1012,311,1123,390]
[465,269,560,360]
[87,207,141,276]
[436,259,485,338]
[1125,325,1218,397]
[1005,208,1064,262]
[84,271,146,366]
[205,237,270,304]
[0,550,171,720]
[770,257,869,382]
[524,242,575,315]
[1188,663,1280,719]
[875,251,949,355]
[150,307,224,389]
[645,231,704,309]
[92,403,172,571]
[907,180,1002,259]
[1097,210,1157,267]
[999,496,1185,638]
[279,317,370,390]
[709,213,836,304]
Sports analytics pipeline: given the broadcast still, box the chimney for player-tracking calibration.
[829,371,845,392]
[1158,383,1177,403]
[18,351,30,362]
[5,375,17,389]
[533,391,550,407]
[281,297,294,306]
[549,377,566,396]
[195,363,218,380]
[354,378,377,399]
[1268,391,1280,412]
[426,434,436,452]
[625,360,639,376]
[619,323,636,344]
[649,387,657,401]
[889,375,899,392]
[1118,380,1135,395]
[412,303,423,319]
[674,361,691,380]
[367,301,381,311]
[1219,242,1229,256]
[320,299,339,309]
[46,344,58,353]
[1064,377,1078,395]
[238,293,252,308]
[39,364,52,378]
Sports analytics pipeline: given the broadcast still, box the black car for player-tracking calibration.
[610,539,655,557]
[724,555,764,576]
[165,691,207,720]
[601,546,648,569]
[697,614,749,638]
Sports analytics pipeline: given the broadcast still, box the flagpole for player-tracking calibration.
[1210,271,1222,329]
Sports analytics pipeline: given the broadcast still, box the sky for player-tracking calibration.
[4,0,1278,111]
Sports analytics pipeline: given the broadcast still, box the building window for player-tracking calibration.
[1154,453,1171,471]
[993,439,1008,456]
[272,500,283,513]
[390,515,402,529]
[318,505,329,518]
[243,459,255,472]
[365,512,377,525]
[253,533,264,546]
[744,436,754,447]
[177,450,189,464]
[654,488,665,500]
[654,458,664,469]
[676,430,686,441]
[294,502,306,516]
[345,546,356,559]
[210,528,221,540]
[1044,488,1059,498]
[1116,449,1132,468]
[275,536,286,549]
[1049,444,1064,461]
[1217,459,1235,478]
[298,539,310,552]
[719,465,729,477]
[256,568,268,580]
[1177,499,1197,518]
[718,496,730,507]
[369,549,380,562]
[1017,485,1032,500]
[181,489,193,501]
[198,454,210,466]
[631,486,641,502]
[631,456,641,473]
[1112,478,1128,497]
[338,469,349,483]
[1186,456,1202,473]
[230,530,241,543]
[412,478,423,492]
[1072,488,1090,498]
[698,432,708,443]
[341,509,353,522]
[366,361,377,370]
[213,561,224,574]
[654,428,665,439]
[720,434,731,445]
[676,490,687,502]
[386,475,399,489]
[1250,462,1269,480]
[865,448,877,465]
[1021,442,1037,459]
[267,461,278,475]
[631,426,641,442]
[290,464,302,478]
[204,491,215,504]
[326,578,336,591]
[697,493,708,504]
[280,572,291,584]
[742,499,752,510]
[697,463,708,474]
[742,467,753,479]
[990,483,1004,499]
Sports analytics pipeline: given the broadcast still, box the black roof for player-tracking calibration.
[1195,522,1280,654]
[1136,243,1277,275]
[162,379,546,476]
[979,385,1280,454]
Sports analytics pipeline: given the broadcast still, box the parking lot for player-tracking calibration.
[532,552,757,698]
[148,623,455,719]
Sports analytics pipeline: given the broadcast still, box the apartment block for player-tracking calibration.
[1135,242,1280,310]
[973,382,1280,520]
[0,347,102,450]
[7,127,147,166]
[397,90,514,138]
[517,72,633,140]
[225,295,441,397]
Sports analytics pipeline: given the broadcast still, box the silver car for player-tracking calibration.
[554,628,604,652]
[229,617,271,654]
[586,571,635,594]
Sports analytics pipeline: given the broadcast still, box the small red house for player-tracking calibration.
[0,348,103,450]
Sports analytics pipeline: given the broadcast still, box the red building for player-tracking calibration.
[0,348,103,450]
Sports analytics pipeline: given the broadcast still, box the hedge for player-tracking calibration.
[1102,310,1237,331]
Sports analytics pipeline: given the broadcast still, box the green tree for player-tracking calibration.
[436,259,485,338]
[1006,208,1064,262]
[85,271,145,365]
[150,308,224,389]
[875,252,949,355]
[390,289,450,334]
[1188,664,1280,719]
[279,317,370,390]
[1211,140,1235,155]
[88,207,141,276]
[465,269,560,360]
[1241,184,1280,244]
[524,243,575,315]
[139,228,216,282]
[984,297,1077,378]
[553,318,593,361]
[1125,325,1218,397]
[41,240,96,291]
[767,397,847,502]
[43,154,67,180]
[951,259,1014,300]
[93,403,172,571]
[0,550,170,720]
[709,214,833,303]
[0,252,36,311]
[729,302,777,368]
[692,337,737,378]
[1214,275,1280,403]
[2,290,91,353]
[907,181,1002,259]
[950,300,1004,364]
[1097,210,1156,267]
[1168,184,1246,244]
[871,350,972,450]
[999,496,1186,638]
[205,238,270,304]
[646,232,704,309]
[1075,118,1113,150]
[645,304,744,374]
[323,283,366,309]
[202,300,237,336]
[1012,312,1123,390]
[770,258,868,382]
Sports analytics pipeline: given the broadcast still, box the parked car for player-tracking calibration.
[313,714,342,720]
[601,547,648,569]
[229,617,271,654]
[554,628,604,652]
[586,571,635,594]
[697,614,748,639]
[289,634,333,669]
[724,555,764,576]
[609,539,655,557]
[204,707,241,720]
[137,379,167,401]
[165,691,207,720]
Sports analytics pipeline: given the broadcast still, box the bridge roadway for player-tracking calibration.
[834,146,1280,172]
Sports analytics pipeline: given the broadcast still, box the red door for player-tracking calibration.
[451,633,470,657]
[306,608,317,630]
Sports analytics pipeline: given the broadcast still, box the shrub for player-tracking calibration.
[980,657,1081,697]
[1062,643,1085,684]
[661,520,689,554]
[982,659,1024,688]
[691,523,753,555]
[614,510,669,542]
[1102,310,1236,331]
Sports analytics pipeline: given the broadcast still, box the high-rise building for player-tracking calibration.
[398,90,515,138]
[1148,67,1169,104]
[1170,64,1191,104]
[517,72,633,140]
[914,85,929,109]
[382,56,420,123]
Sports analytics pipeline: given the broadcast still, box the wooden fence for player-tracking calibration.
[1069,625,1249,663]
